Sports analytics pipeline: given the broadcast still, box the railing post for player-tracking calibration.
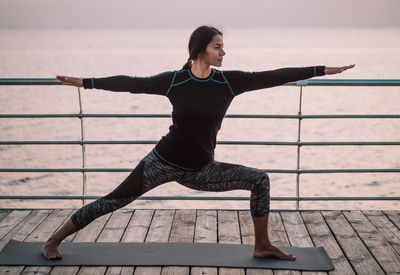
[77,87,86,207]
[296,86,304,210]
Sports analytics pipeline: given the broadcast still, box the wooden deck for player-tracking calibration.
[0,209,399,274]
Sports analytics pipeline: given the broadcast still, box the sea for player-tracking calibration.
[0,27,399,210]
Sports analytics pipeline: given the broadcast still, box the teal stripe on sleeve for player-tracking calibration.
[220,72,235,97]
[166,71,177,96]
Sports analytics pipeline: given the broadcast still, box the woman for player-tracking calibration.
[42,25,355,261]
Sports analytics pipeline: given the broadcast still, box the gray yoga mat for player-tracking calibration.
[0,239,334,271]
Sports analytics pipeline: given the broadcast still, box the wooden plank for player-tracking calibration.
[98,209,132,241]
[269,212,293,247]
[363,210,400,255]
[161,209,196,275]
[75,209,131,275]
[343,210,400,274]
[0,209,50,242]
[383,210,400,231]
[192,209,217,275]
[109,209,153,275]
[281,211,326,275]
[0,209,51,274]
[134,209,174,275]
[238,210,273,275]
[218,210,245,275]
[50,210,112,275]
[301,210,355,275]
[121,209,153,242]
[321,210,384,274]
[280,211,313,247]
[22,209,73,275]
[0,210,11,223]
[193,210,217,243]
[0,210,31,241]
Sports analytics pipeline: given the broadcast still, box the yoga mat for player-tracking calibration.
[0,239,334,271]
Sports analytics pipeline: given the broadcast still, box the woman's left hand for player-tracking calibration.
[324,64,355,75]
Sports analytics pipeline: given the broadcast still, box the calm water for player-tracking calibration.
[0,27,399,210]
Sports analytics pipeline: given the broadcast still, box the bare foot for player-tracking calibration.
[253,244,296,260]
[42,240,63,260]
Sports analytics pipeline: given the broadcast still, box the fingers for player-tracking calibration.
[56,75,75,82]
[340,64,355,73]
[56,75,67,81]
[56,75,77,86]
[56,75,69,84]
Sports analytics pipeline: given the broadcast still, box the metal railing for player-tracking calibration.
[1,78,399,209]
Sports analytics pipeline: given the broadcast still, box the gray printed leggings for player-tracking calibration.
[71,150,270,229]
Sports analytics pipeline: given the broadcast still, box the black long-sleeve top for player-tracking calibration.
[83,66,325,170]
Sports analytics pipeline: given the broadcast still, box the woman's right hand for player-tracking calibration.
[56,75,84,87]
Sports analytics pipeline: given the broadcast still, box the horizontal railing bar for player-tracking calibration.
[1,141,399,146]
[1,113,400,119]
[0,79,62,85]
[1,78,400,86]
[0,114,298,119]
[0,168,292,173]
[0,195,398,201]
[0,141,294,145]
[301,141,400,146]
[303,114,400,119]
[1,168,399,173]
[0,114,172,118]
[0,141,80,145]
[295,79,400,86]
[300,169,400,173]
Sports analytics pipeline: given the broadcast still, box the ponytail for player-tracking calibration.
[182,58,192,70]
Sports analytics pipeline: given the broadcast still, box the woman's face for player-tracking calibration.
[199,34,225,67]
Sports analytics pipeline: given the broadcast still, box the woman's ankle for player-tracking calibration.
[254,240,273,250]
[45,236,61,245]
[45,218,78,245]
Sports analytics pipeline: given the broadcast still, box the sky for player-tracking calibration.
[0,0,399,29]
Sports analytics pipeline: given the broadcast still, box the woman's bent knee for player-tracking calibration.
[256,171,270,191]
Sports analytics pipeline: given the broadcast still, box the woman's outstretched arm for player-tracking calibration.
[222,64,355,96]
[56,71,176,96]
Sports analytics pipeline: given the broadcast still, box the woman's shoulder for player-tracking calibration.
[218,68,251,74]
[216,69,252,82]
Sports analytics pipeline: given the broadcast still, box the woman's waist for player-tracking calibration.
[154,136,214,170]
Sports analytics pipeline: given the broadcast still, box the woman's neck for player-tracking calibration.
[190,59,211,79]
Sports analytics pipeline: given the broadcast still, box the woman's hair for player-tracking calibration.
[182,25,223,70]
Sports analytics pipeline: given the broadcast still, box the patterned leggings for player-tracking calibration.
[71,150,270,229]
